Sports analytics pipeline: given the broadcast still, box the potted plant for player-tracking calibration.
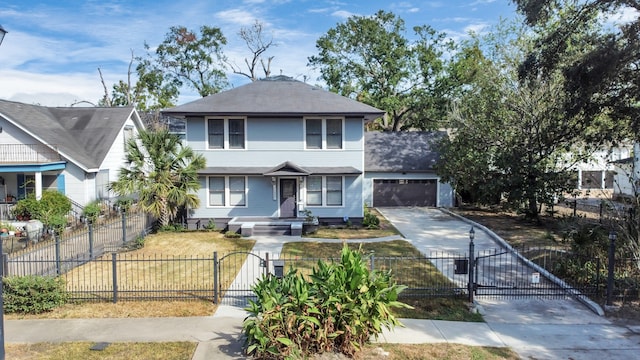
[301,209,319,235]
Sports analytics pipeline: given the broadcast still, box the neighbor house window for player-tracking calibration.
[306,176,322,206]
[305,118,343,149]
[326,176,343,206]
[96,170,110,199]
[207,117,246,149]
[305,176,343,206]
[208,176,247,207]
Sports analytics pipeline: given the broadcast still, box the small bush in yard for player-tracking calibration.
[243,245,410,359]
[3,276,68,314]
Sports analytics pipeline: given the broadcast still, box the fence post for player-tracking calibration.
[213,252,218,304]
[55,232,61,275]
[88,221,94,259]
[112,252,118,304]
[468,227,475,303]
[606,231,616,306]
[121,209,127,245]
[1,254,6,277]
[370,251,375,272]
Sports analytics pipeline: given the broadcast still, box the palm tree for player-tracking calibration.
[110,129,206,227]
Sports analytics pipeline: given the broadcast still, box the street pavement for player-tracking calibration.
[5,207,640,359]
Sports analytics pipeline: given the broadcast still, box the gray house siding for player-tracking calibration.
[186,116,364,169]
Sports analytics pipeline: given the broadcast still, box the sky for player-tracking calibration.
[0,0,522,107]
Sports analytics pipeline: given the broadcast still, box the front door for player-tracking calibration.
[279,179,296,218]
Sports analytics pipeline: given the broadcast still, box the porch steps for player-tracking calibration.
[253,224,292,236]
[228,217,303,237]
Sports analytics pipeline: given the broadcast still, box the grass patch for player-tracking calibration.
[5,300,216,320]
[281,240,481,322]
[6,341,196,360]
[358,343,519,359]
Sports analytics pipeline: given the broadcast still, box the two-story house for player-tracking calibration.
[163,76,384,232]
[0,99,145,217]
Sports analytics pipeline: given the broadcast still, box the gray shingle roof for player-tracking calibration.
[163,76,385,121]
[0,99,137,170]
[365,131,445,172]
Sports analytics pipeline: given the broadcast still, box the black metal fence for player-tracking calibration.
[5,209,153,277]
[1,233,638,307]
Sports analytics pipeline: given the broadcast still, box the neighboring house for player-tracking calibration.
[0,99,145,214]
[610,143,640,198]
[572,143,633,198]
[364,131,454,207]
[162,76,384,230]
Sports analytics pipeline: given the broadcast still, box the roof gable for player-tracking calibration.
[0,99,140,170]
[365,131,445,172]
[163,76,384,121]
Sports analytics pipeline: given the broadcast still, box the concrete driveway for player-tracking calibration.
[378,207,640,360]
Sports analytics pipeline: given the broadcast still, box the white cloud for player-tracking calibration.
[0,69,108,106]
[216,9,261,26]
[332,10,357,19]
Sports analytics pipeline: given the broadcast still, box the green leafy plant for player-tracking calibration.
[204,219,217,230]
[243,245,410,359]
[3,275,68,314]
[362,207,380,229]
[82,200,102,223]
[225,231,241,238]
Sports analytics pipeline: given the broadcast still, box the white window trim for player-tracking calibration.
[305,175,344,207]
[303,117,344,150]
[205,116,247,150]
[207,176,248,208]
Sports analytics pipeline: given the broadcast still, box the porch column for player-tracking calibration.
[34,171,42,200]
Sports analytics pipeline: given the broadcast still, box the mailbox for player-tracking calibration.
[273,260,285,279]
[454,259,468,274]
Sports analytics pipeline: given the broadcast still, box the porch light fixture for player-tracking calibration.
[0,24,7,47]
[271,177,276,184]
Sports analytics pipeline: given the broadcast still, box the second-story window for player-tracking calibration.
[207,117,246,149]
[305,118,343,149]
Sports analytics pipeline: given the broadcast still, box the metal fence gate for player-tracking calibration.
[472,248,597,300]
[214,251,268,306]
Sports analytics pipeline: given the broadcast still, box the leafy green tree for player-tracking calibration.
[436,21,613,218]
[308,10,456,131]
[514,0,638,138]
[110,129,206,227]
[150,25,229,98]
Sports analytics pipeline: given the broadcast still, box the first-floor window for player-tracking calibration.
[306,176,322,206]
[305,176,343,206]
[326,176,343,206]
[229,176,246,206]
[209,177,225,206]
[208,176,247,207]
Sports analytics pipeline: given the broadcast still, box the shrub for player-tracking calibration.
[362,208,380,229]
[225,231,241,238]
[204,219,217,230]
[3,276,68,314]
[243,245,410,358]
[82,200,102,223]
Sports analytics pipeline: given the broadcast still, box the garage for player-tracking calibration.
[373,179,437,207]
